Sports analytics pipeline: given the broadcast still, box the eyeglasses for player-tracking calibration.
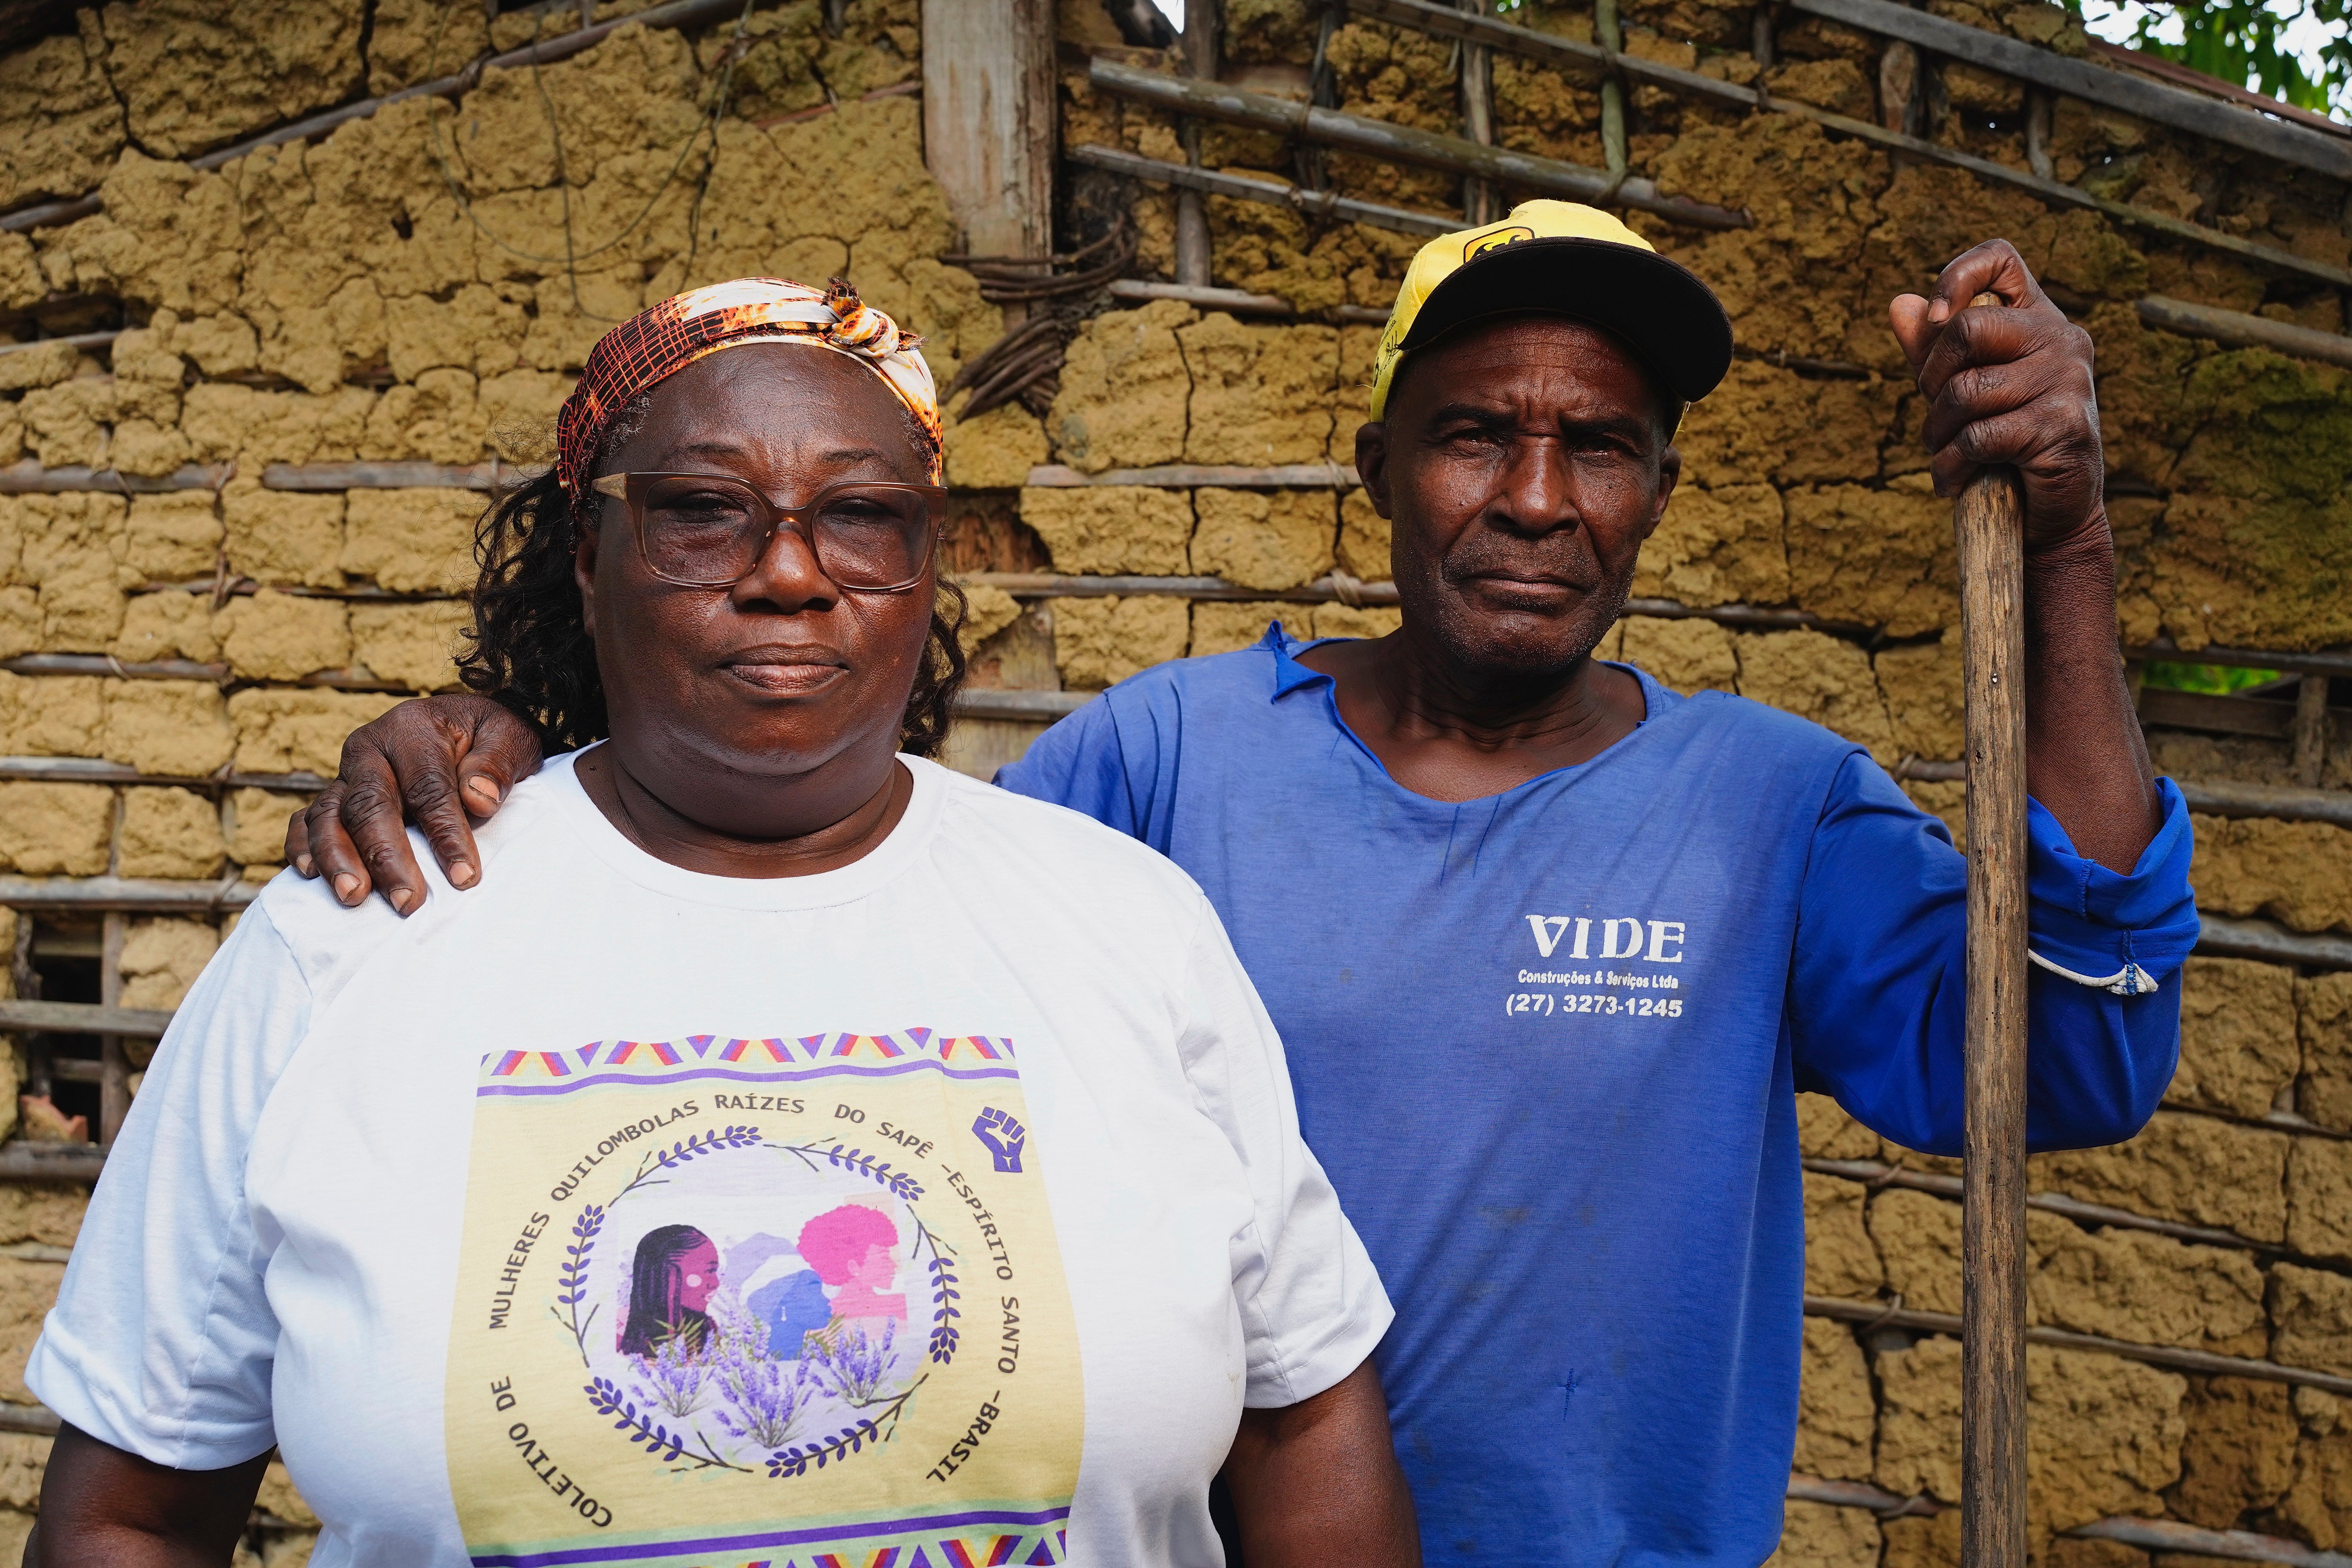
[590,472,947,592]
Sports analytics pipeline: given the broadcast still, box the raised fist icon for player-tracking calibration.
[972,1107,1027,1174]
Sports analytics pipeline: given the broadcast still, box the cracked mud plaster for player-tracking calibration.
[1732,628,1895,761]
[1189,601,1296,660]
[1619,615,1737,697]
[2033,1111,2289,1243]
[118,917,221,1013]
[1051,597,1189,691]
[1876,1336,2186,1534]
[2191,816,2352,936]
[1179,318,1339,467]
[2302,973,2352,1135]
[1632,483,1787,609]
[117,786,226,880]
[350,602,471,693]
[229,786,312,877]
[1870,1184,2269,1355]
[225,689,403,777]
[2174,958,2301,1121]
[214,590,352,682]
[0,783,113,875]
[1190,489,1336,592]
[102,679,235,778]
[1018,487,1192,576]
[1049,301,1196,474]
[1794,1318,1875,1486]
[0,18,124,210]
[340,490,483,595]
[1765,1497,1878,1568]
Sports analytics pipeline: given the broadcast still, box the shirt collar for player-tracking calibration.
[1261,619,1681,730]
[1261,622,1329,701]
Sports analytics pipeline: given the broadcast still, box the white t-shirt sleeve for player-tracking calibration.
[25,903,314,1468]
[1171,900,1393,1409]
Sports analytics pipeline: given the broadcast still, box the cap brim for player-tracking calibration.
[1396,236,1734,404]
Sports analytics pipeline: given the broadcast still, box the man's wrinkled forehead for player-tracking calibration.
[1387,313,1676,436]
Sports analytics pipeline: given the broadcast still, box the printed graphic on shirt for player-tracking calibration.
[443,1029,1082,1568]
[1505,912,1693,1022]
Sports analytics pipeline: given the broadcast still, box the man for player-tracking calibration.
[289,203,2196,1562]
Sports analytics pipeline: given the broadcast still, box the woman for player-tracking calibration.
[25,279,1416,1567]
[797,1202,906,1321]
[619,1224,722,1356]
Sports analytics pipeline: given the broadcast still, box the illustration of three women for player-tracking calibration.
[617,1202,907,1363]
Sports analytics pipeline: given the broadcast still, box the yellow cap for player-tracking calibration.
[1366,198,1733,423]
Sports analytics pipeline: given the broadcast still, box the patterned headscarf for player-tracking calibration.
[554,277,944,501]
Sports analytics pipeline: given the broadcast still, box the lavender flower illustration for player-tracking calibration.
[805,1318,901,1406]
[632,1321,712,1419]
[552,1203,606,1362]
[583,1376,746,1472]
[612,1125,765,1204]
[764,1376,926,1480]
[710,1338,818,1449]
[911,1219,962,1366]
[773,1138,924,1202]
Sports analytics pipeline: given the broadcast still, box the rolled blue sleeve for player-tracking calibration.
[1788,757,2197,1157]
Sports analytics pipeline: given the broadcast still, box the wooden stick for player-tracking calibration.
[98,912,131,1144]
[1956,291,2031,1568]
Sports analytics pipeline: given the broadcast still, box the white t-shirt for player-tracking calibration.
[29,751,1390,1568]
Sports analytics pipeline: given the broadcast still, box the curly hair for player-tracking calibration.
[457,452,967,759]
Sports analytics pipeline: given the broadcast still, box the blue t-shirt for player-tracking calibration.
[997,628,2197,1567]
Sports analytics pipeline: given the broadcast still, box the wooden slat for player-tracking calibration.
[0,757,328,791]
[0,876,259,914]
[1789,0,2352,181]
[2088,38,2352,140]
[2176,777,2352,831]
[0,461,229,494]
[1804,1294,2352,1396]
[2139,685,2296,738]
[1067,144,1460,237]
[1107,279,1295,314]
[0,1403,60,1437]
[0,330,119,361]
[1339,0,2352,290]
[1804,1156,2281,1255]
[964,570,1401,604]
[2194,913,2352,971]
[1786,1474,2352,1568]
[1087,58,1751,230]
[0,1144,103,1183]
[263,461,520,491]
[2137,297,2352,370]
[2072,1517,2352,1568]
[0,1006,171,1044]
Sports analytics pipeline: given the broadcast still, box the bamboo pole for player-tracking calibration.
[1955,292,2031,1568]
